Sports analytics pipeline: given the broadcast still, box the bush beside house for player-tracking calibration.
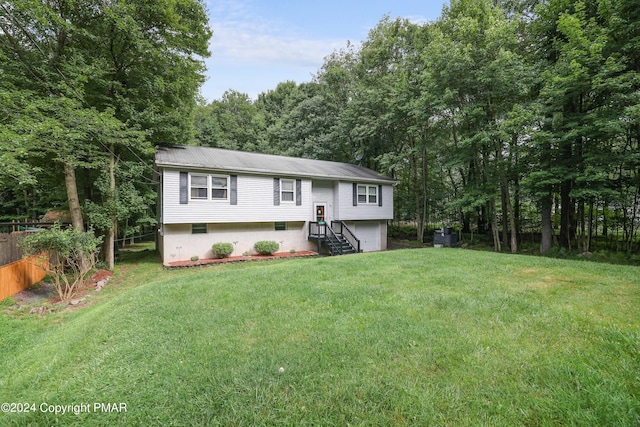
[212,242,234,258]
[254,241,279,255]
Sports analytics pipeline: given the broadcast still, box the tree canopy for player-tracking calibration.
[192,0,640,256]
[0,0,211,268]
[3,0,640,261]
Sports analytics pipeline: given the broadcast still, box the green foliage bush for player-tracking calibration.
[254,240,279,255]
[19,224,102,301]
[388,224,418,240]
[212,242,234,258]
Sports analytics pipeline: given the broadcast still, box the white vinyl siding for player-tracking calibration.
[338,182,393,221]
[312,180,335,223]
[162,169,311,224]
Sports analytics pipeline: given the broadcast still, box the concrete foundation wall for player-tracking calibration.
[160,221,314,264]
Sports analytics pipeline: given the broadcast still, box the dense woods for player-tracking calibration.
[0,0,211,268]
[2,0,640,263]
[194,0,640,257]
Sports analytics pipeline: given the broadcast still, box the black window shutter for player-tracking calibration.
[230,175,237,205]
[378,184,383,206]
[273,178,280,206]
[352,183,358,206]
[296,179,302,206]
[179,172,188,204]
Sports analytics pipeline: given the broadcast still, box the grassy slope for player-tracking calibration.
[0,249,639,426]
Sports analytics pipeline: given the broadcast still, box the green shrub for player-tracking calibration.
[388,224,418,240]
[212,242,234,258]
[19,224,102,301]
[254,240,279,255]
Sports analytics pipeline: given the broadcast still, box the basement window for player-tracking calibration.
[191,223,207,234]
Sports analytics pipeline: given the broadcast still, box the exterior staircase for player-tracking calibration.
[325,233,357,255]
[309,221,360,256]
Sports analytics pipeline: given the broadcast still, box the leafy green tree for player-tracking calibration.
[20,224,102,301]
[0,0,211,268]
[194,90,263,151]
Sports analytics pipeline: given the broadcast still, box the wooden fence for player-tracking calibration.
[0,256,48,301]
[0,233,23,266]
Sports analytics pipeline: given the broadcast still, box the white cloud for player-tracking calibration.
[207,0,346,68]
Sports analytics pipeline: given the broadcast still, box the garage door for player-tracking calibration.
[351,221,380,252]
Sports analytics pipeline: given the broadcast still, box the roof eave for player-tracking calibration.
[155,161,397,184]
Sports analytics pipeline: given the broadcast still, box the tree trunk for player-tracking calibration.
[602,201,608,248]
[540,194,553,255]
[587,199,594,253]
[500,182,509,249]
[421,144,428,237]
[105,148,117,270]
[412,152,424,242]
[63,161,88,270]
[490,199,501,252]
[500,173,517,253]
[560,179,574,250]
[578,201,585,252]
[64,162,84,232]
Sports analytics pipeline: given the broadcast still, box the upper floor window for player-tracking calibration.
[211,176,228,200]
[357,184,377,204]
[190,175,208,200]
[190,174,228,201]
[281,179,295,203]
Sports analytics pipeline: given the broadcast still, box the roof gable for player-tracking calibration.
[155,146,395,183]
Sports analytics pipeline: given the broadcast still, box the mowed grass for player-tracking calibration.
[0,249,639,426]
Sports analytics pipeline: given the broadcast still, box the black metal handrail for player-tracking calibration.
[309,221,360,255]
[324,224,344,255]
[331,221,360,253]
[308,221,327,238]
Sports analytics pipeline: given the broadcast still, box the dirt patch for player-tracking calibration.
[6,269,114,313]
[12,281,58,305]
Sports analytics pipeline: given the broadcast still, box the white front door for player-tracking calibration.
[314,203,328,224]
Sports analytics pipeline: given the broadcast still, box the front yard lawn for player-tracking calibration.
[1,248,639,425]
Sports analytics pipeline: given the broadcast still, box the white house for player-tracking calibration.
[155,146,395,265]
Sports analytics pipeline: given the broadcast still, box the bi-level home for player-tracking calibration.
[155,146,395,265]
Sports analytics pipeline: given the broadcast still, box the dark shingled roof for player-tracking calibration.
[155,146,395,183]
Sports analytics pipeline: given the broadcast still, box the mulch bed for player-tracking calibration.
[166,251,318,268]
[10,269,113,309]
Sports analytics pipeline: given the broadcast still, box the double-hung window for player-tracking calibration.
[190,175,208,200]
[357,184,378,204]
[210,176,228,200]
[190,174,229,201]
[367,185,378,204]
[281,179,295,203]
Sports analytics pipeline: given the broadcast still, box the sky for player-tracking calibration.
[201,0,449,102]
